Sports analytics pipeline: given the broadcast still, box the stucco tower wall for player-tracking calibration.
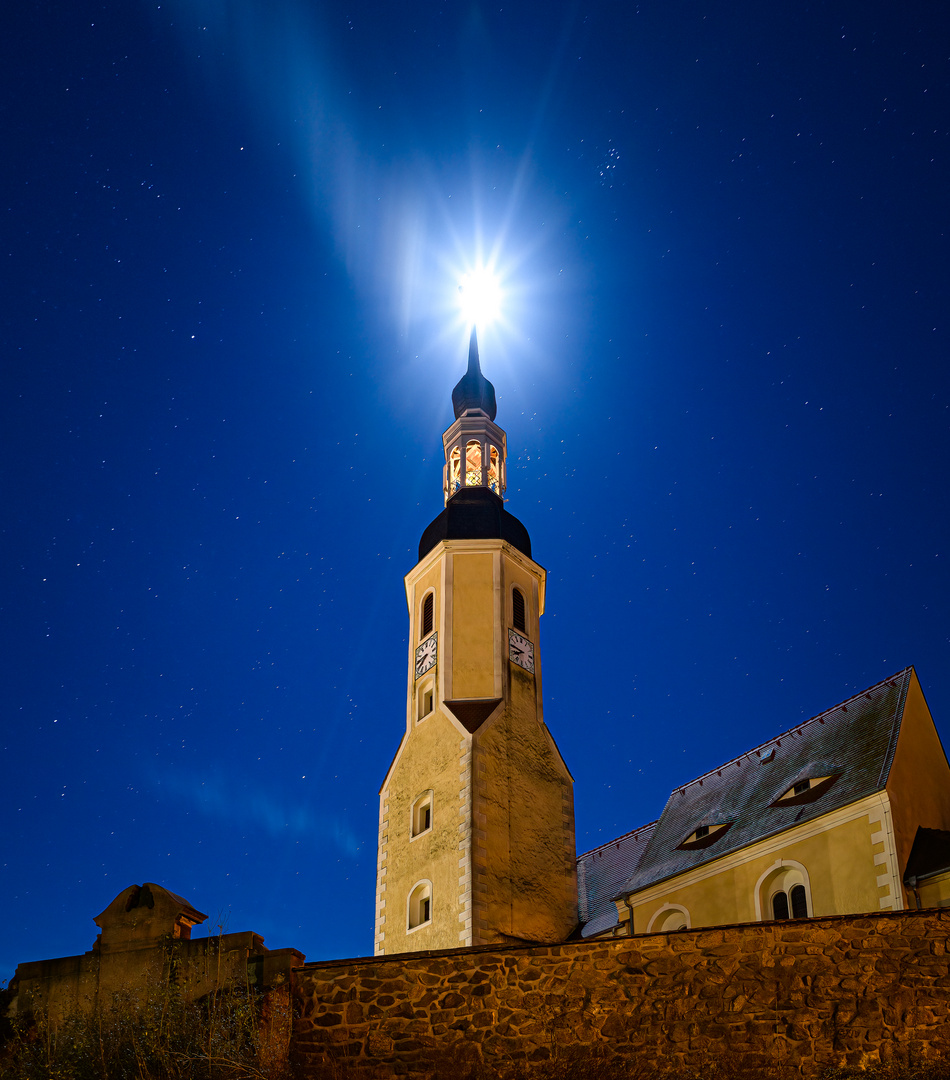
[471,545,576,945]
[377,538,576,954]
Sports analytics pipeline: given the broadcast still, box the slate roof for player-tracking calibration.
[618,667,913,897]
[576,822,656,938]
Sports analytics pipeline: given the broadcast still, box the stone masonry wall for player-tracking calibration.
[293,908,950,1078]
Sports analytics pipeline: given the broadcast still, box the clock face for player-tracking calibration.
[415,633,437,678]
[508,628,535,673]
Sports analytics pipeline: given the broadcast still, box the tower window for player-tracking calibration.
[422,592,434,638]
[489,445,500,493]
[407,881,432,930]
[411,792,433,838]
[418,685,434,721]
[449,446,461,493]
[465,440,482,487]
[512,588,526,632]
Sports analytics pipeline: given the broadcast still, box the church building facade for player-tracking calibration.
[376,336,950,955]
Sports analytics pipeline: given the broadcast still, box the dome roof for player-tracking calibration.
[451,328,497,420]
[419,487,531,561]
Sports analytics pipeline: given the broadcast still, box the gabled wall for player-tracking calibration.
[886,670,950,906]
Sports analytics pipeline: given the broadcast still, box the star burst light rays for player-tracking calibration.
[457,265,503,331]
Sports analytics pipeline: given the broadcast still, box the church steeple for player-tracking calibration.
[451,328,497,421]
[417,338,532,560]
[441,333,506,505]
[374,333,577,956]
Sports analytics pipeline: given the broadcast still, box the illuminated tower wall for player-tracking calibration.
[374,332,577,954]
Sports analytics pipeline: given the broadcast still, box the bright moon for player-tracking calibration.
[457,266,502,330]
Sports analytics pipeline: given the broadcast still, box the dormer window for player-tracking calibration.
[772,775,838,807]
[677,822,732,851]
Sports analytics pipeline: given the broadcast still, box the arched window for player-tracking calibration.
[421,592,434,638]
[407,881,432,930]
[488,445,500,493]
[647,904,690,932]
[791,884,808,919]
[512,587,526,632]
[772,884,808,920]
[756,862,811,922]
[465,440,482,487]
[449,446,461,493]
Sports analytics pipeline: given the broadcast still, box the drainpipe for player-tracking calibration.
[906,875,922,910]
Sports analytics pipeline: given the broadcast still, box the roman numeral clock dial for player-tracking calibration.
[508,628,535,673]
[414,633,437,678]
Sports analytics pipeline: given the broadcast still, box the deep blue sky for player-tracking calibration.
[3,0,949,979]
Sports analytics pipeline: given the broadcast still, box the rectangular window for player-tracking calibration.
[411,793,433,838]
[418,686,434,721]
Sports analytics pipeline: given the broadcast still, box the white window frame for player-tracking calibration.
[753,859,813,922]
[410,790,433,840]
[647,904,691,933]
[417,681,435,722]
[407,880,433,932]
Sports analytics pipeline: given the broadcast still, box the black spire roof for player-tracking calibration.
[451,328,497,420]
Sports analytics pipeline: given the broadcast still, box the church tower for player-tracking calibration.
[374,332,577,954]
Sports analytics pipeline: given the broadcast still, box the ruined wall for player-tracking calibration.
[293,908,950,1079]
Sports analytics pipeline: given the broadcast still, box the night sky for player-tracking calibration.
[3,0,949,981]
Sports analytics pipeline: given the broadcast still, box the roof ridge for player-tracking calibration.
[577,820,657,861]
[876,665,913,790]
[667,667,912,798]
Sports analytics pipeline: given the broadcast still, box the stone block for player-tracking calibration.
[313,1012,344,1028]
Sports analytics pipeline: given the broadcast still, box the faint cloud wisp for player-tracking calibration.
[154,767,362,858]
